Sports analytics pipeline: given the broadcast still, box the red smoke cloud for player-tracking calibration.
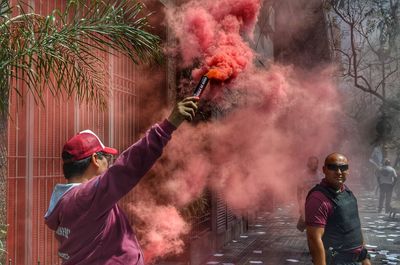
[124,0,343,262]
[207,66,340,210]
[166,0,260,81]
[161,65,340,212]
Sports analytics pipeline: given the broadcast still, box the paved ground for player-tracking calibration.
[204,185,400,265]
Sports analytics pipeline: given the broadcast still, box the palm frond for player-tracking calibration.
[0,0,10,20]
[0,0,163,114]
[0,0,11,115]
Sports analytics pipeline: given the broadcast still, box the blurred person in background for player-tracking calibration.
[369,143,389,193]
[296,156,323,232]
[376,159,397,213]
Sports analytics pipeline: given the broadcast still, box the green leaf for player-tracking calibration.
[0,0,163,114]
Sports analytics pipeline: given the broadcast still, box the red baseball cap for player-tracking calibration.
[62,129,118,161]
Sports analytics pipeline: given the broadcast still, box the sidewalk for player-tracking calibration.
[203,186,400,265]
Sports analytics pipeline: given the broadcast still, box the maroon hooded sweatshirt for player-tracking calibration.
[45,120,176,264]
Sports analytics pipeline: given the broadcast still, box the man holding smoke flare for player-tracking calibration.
[305,153,372,265]
[44,96,199,264]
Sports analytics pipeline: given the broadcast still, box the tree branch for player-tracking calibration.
[375,63,399,91]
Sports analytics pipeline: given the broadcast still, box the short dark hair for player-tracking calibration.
[62,151,92,179]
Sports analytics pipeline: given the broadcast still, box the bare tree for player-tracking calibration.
[326,0,400,143]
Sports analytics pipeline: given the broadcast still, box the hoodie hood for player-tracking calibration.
[44,183,80,228]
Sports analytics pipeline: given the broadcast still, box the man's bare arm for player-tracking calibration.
[360,233,372,265]
[306,226,326,265]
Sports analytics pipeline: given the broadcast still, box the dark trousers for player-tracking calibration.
[378,183,394,212]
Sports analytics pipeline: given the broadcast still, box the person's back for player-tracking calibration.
[377,159,398,213]
[45,174,144,264]
[46,186,141,264]
[377,165,396,185]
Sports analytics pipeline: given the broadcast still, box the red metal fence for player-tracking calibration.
[7,53,146,265]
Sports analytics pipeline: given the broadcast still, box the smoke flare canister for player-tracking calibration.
[193,76,209,97]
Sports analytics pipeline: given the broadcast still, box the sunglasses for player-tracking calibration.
[325,164,349,172]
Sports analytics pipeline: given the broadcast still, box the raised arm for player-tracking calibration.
[78,96,199,216]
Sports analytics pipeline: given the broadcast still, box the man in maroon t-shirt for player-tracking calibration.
[305,153,371,265]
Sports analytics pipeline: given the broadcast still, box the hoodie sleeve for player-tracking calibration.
[75,120,176,217]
